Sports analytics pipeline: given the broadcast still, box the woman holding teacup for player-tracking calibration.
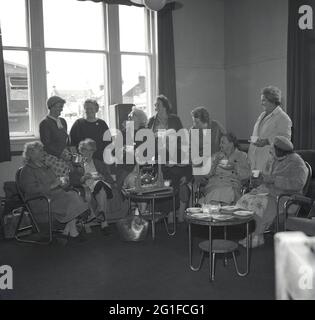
[20,141,89,240]
[237,136,308,248]
[200,133,250,205]
[248,86,292,171]
[69,138,116,232]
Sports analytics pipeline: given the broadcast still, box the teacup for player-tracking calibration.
[59,176,68,185]
[209,204,220,213]
[250,136,259,143]
[252,170,260,178]
[164,180,171,187]
[220,159,229,166]
[91,172,99,178]
[202,204,211,214]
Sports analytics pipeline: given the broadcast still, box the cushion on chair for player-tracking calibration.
[286,217,315,236]
[296,150,315,198]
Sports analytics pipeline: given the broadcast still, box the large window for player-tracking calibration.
[119,5,152,115]
[0,0,157,139]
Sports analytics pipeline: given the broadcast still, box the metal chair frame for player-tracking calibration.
[14,167,87,245]
[276,161,312,232]
[14,167,54,245]
[282,195,315,233]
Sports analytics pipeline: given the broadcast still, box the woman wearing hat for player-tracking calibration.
[237,136,308,248]
[248,86,292,171]
[39,95,71,160]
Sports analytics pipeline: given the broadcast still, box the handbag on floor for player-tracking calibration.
[116,214,148,241]
[3,207,32,239]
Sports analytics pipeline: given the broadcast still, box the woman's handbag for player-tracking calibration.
[3,207,32,239]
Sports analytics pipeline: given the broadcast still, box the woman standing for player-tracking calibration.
[248,86,292,171]
[70,99,111,161]
[148,95,192,222]
[39,95,71,161]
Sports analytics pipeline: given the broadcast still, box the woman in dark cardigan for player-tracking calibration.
[148,95,192,222]
[70,99,111,161]
[39,96,71,160]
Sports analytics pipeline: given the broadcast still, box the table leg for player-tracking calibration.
[151,198,155,240]
[128,197,131,215]
[163,194,176,236]
[188,223,203,271]
[233,222,251,277]
[209,225,213,282]
[223,226,228,267]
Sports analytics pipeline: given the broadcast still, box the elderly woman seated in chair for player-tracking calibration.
[237,136,308,248]
[70,138,115,231]
[199,133,251,205]
[20,141,89,240]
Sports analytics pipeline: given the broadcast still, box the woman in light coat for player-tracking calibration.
[248,86,292,171]
[20,141,89,239]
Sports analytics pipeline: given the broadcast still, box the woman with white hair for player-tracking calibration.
[248,86,292,171]
[116,107,148,190]
[70,138,115,232]
[70,99,111,161]
[20,141,89,240]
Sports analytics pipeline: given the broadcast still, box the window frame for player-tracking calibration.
[2,0,158,151]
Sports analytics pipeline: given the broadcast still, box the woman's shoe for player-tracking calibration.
[177,212,185,223]
[101,220,109,228]
[239,235,264,248]
[68,233,87,243]
[167,212,174,224]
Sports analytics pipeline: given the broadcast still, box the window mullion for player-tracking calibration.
[149,10,158,117]
[107,4,122,105]
[28,0,47,138]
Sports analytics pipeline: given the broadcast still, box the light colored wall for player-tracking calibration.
[224,0,288,139]
[173,0,226,129]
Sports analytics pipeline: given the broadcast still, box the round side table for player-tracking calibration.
[185,213,254,281]
[123,187,176,240]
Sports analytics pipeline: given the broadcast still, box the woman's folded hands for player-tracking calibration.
[253,138,269,147]
[262,174,275,184]
[82,172,92,182]
[50,178,62,190]
[230,177,241,188]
